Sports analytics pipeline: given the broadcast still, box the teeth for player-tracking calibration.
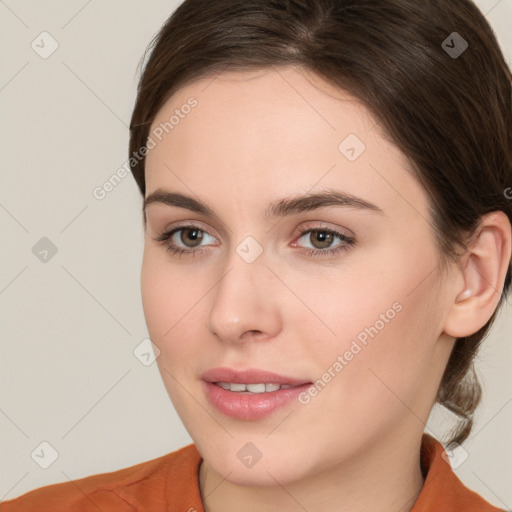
[247,383,266,393]
[215,382,293,393]
[229,383,247,392]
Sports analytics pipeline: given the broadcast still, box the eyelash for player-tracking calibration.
[153,224,356,259]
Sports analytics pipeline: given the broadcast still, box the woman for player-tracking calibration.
[3,0,510,510]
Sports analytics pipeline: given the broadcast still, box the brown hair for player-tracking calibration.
[129,0,512,445]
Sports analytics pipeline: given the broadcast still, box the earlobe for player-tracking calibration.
[443,211,511,339]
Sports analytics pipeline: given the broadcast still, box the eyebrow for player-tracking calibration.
[143,188,384,223]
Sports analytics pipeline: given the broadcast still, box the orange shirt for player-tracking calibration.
[1,433,505,511]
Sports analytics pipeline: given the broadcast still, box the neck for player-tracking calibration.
[198,427,426,512]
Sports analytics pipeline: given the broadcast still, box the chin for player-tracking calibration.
[217,459,307,487]
[199,439,315,488]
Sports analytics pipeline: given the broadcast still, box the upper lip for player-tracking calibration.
[201,367,311,386]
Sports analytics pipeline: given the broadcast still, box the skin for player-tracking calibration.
[141,65,511,512]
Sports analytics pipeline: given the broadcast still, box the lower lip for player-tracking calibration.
[202,381,312,420]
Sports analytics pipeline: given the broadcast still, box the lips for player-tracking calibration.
[200,367,313,420]
[200,367,311,386]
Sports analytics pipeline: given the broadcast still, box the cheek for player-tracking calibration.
[141,252,197,411]
[141,250,169,338]
[141,248,195,338]
[295,238,440,397]
[140,248,211,376]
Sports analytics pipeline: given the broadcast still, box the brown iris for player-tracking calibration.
[180,228,204,247]
[309,230,334,249]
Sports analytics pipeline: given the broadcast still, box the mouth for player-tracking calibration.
[200,367,313,420]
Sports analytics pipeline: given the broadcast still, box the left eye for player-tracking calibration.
[295,228,352,251]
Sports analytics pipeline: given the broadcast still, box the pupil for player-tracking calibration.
[313,230,332,248]
[183,228,203,247]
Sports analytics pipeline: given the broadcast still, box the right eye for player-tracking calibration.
[154,224,218,257]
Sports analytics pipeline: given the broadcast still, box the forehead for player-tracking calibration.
[149,66,378,152]
[145,66,428,222]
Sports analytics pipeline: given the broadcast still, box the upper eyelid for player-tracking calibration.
[163,220,218,237]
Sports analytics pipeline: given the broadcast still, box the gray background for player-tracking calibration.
[0,0,511,507]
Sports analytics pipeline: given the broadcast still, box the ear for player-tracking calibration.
[443,211,512,339]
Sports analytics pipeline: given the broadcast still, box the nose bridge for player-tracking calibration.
[206,236,281,342]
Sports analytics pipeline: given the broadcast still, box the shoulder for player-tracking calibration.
[0,444,202,512]
[414,434,507,512]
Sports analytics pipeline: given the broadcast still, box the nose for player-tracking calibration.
[206,245,282,344]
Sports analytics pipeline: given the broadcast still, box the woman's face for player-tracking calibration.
[141,66,456,485]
